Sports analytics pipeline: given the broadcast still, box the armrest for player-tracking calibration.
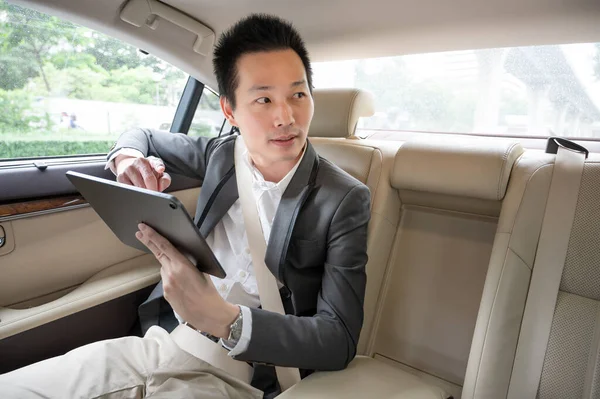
[0,255,160,340]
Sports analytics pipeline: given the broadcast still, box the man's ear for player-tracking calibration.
[220,97,238,127]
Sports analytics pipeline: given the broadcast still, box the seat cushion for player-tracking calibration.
[278,356,448,398]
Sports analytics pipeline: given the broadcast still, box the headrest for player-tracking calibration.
[391,138,524,201]
[309,88,375,138]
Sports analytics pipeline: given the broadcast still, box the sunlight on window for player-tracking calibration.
[313,43,600,139]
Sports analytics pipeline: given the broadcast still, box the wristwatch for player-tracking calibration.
[227,306,243,343]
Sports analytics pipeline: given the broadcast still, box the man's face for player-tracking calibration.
[222,49,314,167]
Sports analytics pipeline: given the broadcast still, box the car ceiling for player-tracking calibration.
[13,0,600,91]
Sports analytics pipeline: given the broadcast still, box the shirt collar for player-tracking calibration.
[239,135,307,195]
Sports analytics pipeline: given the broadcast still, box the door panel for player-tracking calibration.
[0,187,200,341]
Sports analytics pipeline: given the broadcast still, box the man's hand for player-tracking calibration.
[115,155,171,192]
[135,223,239,338]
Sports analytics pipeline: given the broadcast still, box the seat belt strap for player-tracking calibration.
[508,138,587,398]
[234,136,302,391]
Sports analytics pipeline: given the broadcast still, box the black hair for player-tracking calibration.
[213,14,313,109]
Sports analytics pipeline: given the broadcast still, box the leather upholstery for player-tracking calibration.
[391,138,524,200]
[279,356,447,399]
[309,88,375,138]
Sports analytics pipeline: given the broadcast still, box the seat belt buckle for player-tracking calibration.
[546,137,589,159]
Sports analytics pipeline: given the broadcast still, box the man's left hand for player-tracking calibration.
[135,223,239,338]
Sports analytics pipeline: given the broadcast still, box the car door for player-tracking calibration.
[0,1,225,373]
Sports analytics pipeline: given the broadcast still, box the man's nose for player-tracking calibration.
[274,101,295,127]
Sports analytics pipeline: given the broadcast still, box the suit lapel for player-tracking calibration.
[265,140,319,283]
[198,173,237,237]
[195,137,238,238]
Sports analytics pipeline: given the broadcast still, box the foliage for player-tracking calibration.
[27,64,170,105]
[0,88,40,133]
[0,0,190,160]
[0,0,186,104]
[0,140,113,159]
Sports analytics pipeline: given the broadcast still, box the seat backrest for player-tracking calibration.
[308,88,401,355]
[463,152,600,398]
[366,137,523,393]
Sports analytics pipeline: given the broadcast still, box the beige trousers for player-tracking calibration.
[0,326,262,399]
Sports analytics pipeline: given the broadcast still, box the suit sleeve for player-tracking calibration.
[106,128,217,181]
[233,184,371,371]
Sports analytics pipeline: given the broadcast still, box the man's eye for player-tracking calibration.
[293,92,306,99]
[256,97,271,104]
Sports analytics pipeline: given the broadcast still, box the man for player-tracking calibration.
[0,14,370,399]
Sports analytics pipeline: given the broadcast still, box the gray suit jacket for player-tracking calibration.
[108,129,370,390]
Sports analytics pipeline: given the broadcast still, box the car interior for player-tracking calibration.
[1,0,600,398]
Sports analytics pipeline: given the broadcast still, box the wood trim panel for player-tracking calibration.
[0,195,87,218]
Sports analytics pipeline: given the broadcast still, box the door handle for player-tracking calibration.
[0,225,5,248]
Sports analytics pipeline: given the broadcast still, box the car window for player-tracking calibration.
[161,87,229,138]
[189,88,230,138]
[0,1,188,160]
[313,43,600,139]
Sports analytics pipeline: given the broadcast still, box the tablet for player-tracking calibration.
[66,171,226,279]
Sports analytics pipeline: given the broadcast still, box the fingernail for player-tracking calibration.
[138,223,145,230]
[135,231,142,240]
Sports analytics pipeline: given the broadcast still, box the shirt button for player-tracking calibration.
[219,284,227,293]
[239,270,247,278]
[244,247,251,255]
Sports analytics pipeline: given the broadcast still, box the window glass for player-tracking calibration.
[160,87,228,138]
[313,43,600,139]
[0,0,188,160]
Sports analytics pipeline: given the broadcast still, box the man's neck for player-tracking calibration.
[249,146,304,183]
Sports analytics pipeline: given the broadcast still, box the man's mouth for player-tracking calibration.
[271,135,296,142]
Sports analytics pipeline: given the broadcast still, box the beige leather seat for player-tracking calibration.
[284,119,524,397]
[364,137,523,398]
[463,149,600,398]
[309,88,401,354]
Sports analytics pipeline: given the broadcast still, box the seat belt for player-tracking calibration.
[507,138,588,398]
[234,136,302,391]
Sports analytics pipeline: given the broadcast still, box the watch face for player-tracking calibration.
[233,318,243,340]
[229,311,243,342]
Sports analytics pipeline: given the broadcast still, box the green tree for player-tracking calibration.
[83,32,162,72]
[0,1,82,92]
[0,88,39,132]
[0,44,39,90]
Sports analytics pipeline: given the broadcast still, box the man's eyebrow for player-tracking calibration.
[248,80,307,92]
[291,80,306,87]
[248,85,272,92]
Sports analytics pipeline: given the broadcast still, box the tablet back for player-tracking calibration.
[66,171,225,278]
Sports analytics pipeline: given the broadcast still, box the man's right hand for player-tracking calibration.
[115,155,172,192]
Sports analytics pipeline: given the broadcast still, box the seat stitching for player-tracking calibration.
[497,143,519,200]
[469,237,510,397]
[346,90,360,137]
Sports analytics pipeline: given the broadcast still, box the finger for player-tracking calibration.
[125,165,145,188]
[148,156,166,174]
[136,160,158,191]
[117,173,133,186]
[136,228,170,264]
[158,173,172,192]
[138,223,179,260]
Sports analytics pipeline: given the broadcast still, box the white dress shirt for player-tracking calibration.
[107,136,305,356]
